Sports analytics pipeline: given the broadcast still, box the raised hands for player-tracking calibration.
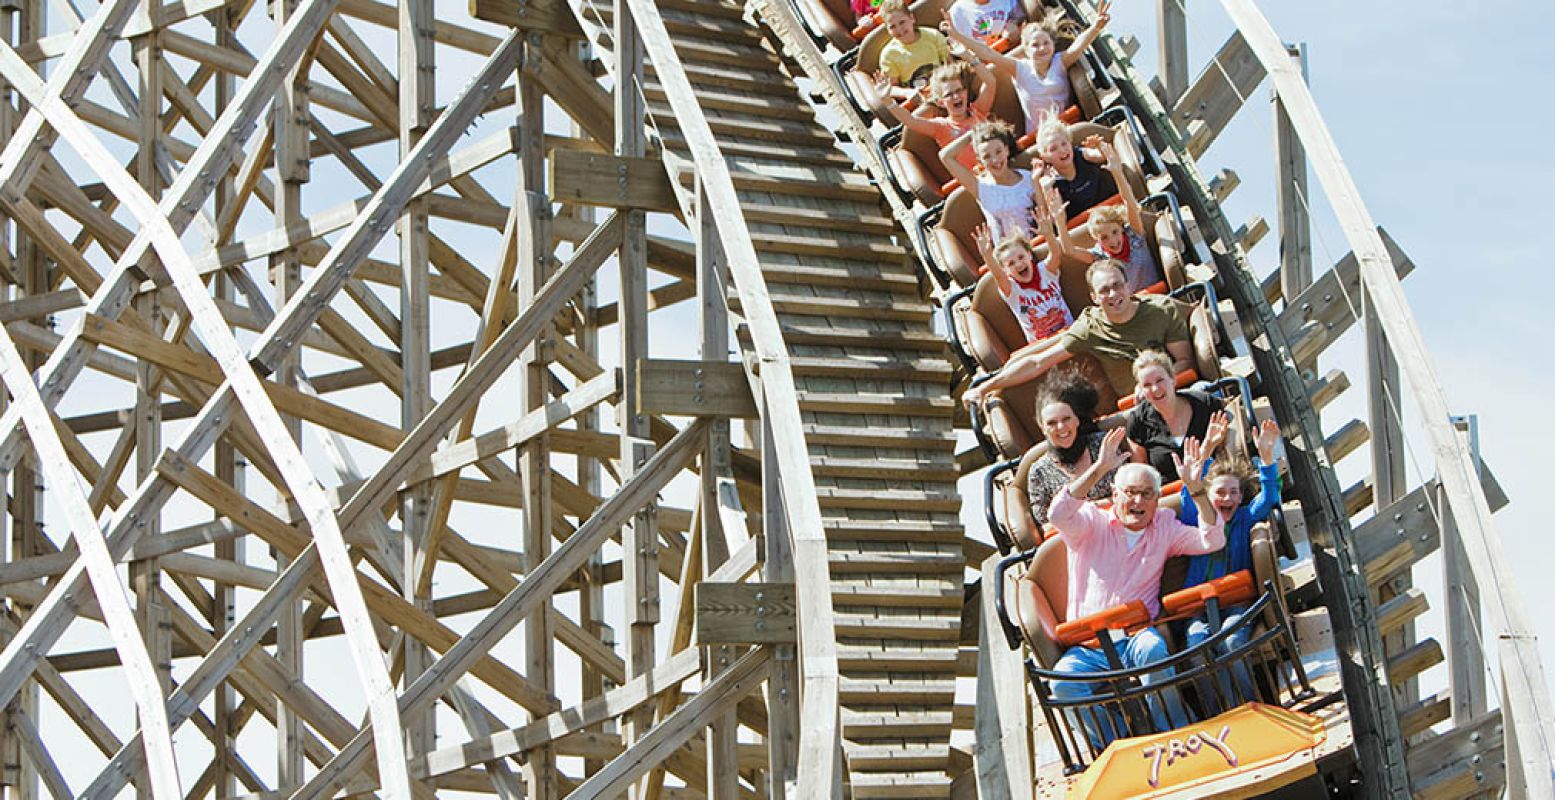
[1174,434,1211,496]
[1094,0,1112,30]
[971,223,997,262]
[1098,139,1120,172]
[1098,425,1131,472]
[1202,410,1230,456]
[1254,417,1281,465]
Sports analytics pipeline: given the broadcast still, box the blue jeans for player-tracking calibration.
[1185,605,1256,712]
[1050,626,1189,752]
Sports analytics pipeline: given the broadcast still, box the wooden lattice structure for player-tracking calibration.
[0,0,1544,798]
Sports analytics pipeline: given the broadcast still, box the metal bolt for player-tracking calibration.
[1323,293,1332,303]
[1393,512,1403,522]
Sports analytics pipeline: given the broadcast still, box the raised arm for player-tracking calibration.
[1099,139,1144,233]
[1171,435,1226,554]
[1037,180,1081,261]
[973,224,1010,296]
[1030,196,1061,266]
[865,71,944,137]
[1247,418,1283,523]
[938,129,981,196]
[1061,0,1110,68]
[968,57,999,115]
[961,338,1073,408]
[1070,426,1129,500]
[939,11,1019,75]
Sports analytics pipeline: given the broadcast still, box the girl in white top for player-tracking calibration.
[941,1,1111,134]
[940,120,1039,241]
[973,200,1075,347]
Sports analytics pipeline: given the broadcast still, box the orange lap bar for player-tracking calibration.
[1160,570,1256,619]
[1056,600,1151,648]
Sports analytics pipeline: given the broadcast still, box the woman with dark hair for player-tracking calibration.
[1024,370,1119,528]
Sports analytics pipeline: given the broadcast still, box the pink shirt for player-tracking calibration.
[1049,488,1225,620]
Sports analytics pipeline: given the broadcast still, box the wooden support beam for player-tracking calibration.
[415,647,701,780]
[1154,0,1187,106]
[549,149,679,212]
[639,359,758,418]
[569,647,772,798]
[1172,30,1265,158]
[1280,228,1412,365]
[696,583,796,644]
[1274,43,1313,307]
[470,0,583,37]
[973,554,1035,799]
[1406,709,1506,800]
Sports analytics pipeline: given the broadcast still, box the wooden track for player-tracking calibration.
[579,2,964,794]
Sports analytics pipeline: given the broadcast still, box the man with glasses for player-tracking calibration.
[1045,426,1224,749]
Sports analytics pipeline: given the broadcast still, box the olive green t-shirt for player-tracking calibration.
[1058,295,1191,395]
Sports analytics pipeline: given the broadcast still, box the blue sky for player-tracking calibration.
[1112,0,1555,708]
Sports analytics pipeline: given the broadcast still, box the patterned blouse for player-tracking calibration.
[1025,430,1116,528]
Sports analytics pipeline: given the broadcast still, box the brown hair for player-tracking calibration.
[992,232,1034,265]
[1084,258,1126,288]
[878,0,910,17]
[971,119,1018,161]
[1021,6,1083,51]
[1206,457,1254,495]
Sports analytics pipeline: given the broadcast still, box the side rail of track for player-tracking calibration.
[563,0,846,794]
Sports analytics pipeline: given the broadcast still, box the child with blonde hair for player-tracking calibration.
[1034,114,1117,215]
[940,1,1111,134]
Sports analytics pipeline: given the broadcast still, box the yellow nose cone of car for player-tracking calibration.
[1066,703,1327,800]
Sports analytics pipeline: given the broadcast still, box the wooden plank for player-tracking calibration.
[696,583,797,644]
[639,359,758,418]
[974,554,1035,800]
[569,647,772,798]
[1173,30,1265,158]
[469,0,583,37]
[415,648,701,780]
[1397,692,1450,739]
[1281,228,1412,365]
[548,148,679,212]
[1155,0,1187,105]
[288,420,709,796]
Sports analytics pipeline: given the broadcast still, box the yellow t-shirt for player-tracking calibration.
[879,28,950,87]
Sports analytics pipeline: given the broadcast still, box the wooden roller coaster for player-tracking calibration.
[0,0,1542,798]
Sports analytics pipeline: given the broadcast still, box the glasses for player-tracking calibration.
[1118,487,1158,500]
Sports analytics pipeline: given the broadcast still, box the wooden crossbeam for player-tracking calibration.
[696,583,796,644]
[549,149,680,212]
[639,359,758,418]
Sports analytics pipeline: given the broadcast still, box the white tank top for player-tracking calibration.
[1014,54,1072,134]
[978,168,1035,241]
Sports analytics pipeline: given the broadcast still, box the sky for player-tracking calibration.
[1113,0,1555,718]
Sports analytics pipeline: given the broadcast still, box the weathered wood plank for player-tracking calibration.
[696,583,797,645]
